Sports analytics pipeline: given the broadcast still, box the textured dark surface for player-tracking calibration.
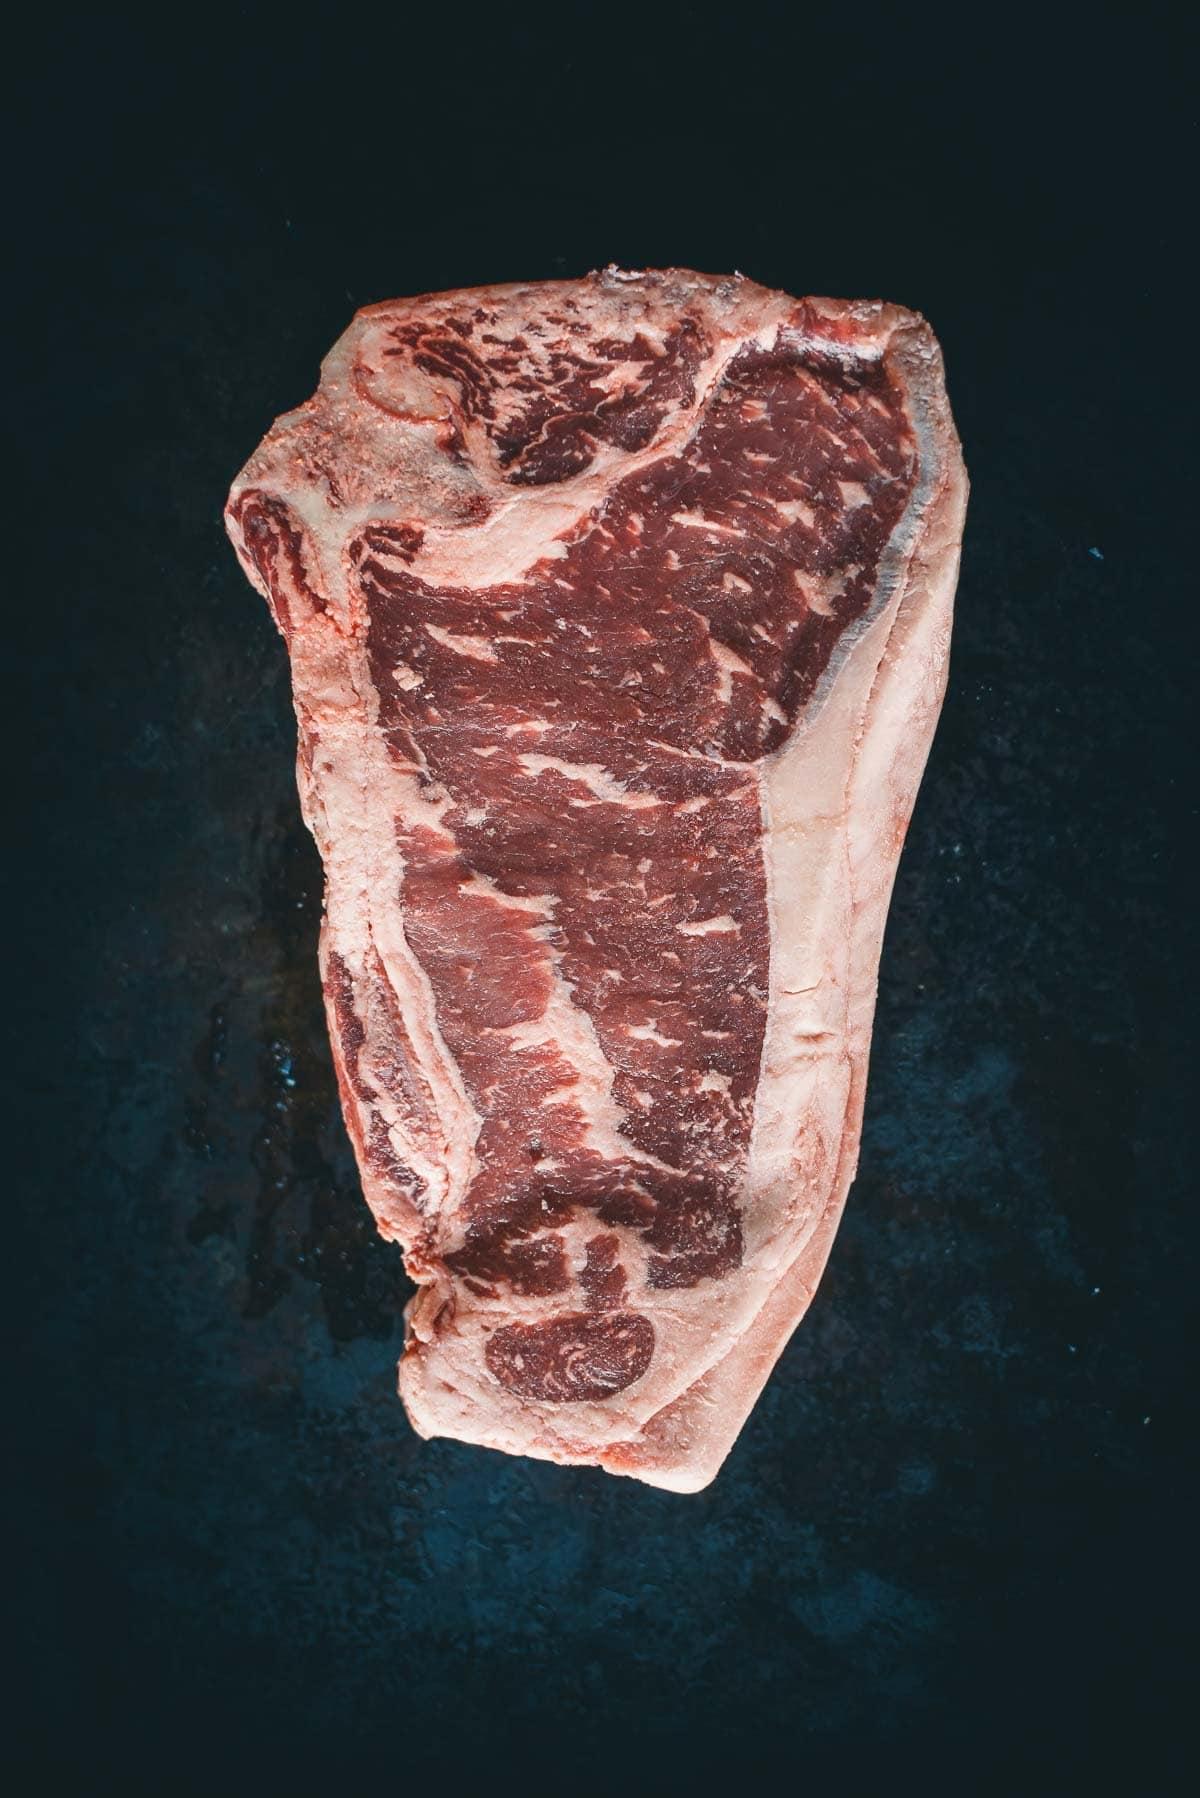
[10,7,1192,1792]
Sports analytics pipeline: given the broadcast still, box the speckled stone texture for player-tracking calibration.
[10,12,1191,1794]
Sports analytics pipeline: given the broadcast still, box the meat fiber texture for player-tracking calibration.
[226,268,967,1492]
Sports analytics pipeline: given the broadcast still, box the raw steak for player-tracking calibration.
[225,268,967,1491]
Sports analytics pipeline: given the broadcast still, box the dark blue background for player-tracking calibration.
[10,5,1192,1791]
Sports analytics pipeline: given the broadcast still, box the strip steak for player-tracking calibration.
[225,267,967,1491]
